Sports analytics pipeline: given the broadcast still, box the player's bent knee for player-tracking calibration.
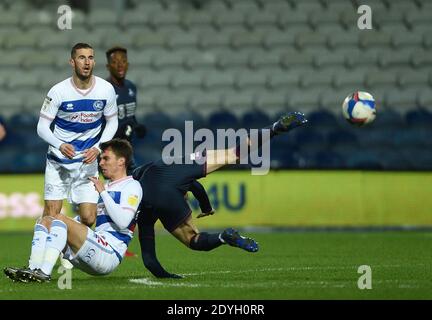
[80,214,95,227]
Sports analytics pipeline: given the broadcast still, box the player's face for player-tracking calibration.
[107,51,129,80]
[70,48,95,80]
[99,148,125,179]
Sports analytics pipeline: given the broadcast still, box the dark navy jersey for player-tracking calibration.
[107,78,138,138]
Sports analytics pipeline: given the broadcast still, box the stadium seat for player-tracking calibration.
[171,71,203,90]
[405,109,432,127]
[212,11,245,30]
[411,50,432,67]
[300,70,334,89]
[295,32,328,50]
[166,32,199,50]
[241,110,271,129]
[280,51,314,69]
[418,89,432,109]
[189,91,222,112]
[215,49,252,70]
[307,110,339,128]
[249,49,283,69]
[314,50,346,69]
[208,110,240,130]
[183,51,217,70]
[152,51,184,70]
[327,30,360,49]
[230,31,264,49]
[139,70,171,90]
[20,10,54,30]
[385,88,419,109]
[235,71,267,90]
[181,11,213,30]
[198,31,231,49]
[377,49,413,68]
[314,150,346,169]
[149,10,181,31]
[262,31,295,50]
[245,11,278,30]
[266,69,300,90]
[365,71,397,89]
[254,90,288,110]
[359,32,392,49]
[277,11,309,30]
[156,93,190,112]
[223,91,256,112]
[134,31,168,49]
[398,70,430,88]
[202,71,235,91]
[346,151,383,170]
[87,9,118,28]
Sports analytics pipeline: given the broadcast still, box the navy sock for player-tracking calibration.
[190,233,222,251]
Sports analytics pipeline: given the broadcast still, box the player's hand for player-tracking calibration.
[59,143,75,159]
[83,147,100,164]
[89,176,105,193]
[197,209,215,219]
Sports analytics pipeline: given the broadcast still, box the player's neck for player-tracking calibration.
[72,74,94,90]
[110,171,128,183]
[110,75,125,87]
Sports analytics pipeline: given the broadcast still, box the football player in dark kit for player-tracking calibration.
[134,112,307,278]
[106,46,146,151]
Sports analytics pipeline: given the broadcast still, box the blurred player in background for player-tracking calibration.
[0,119,6,142]
[135,112,307,278]
[106,46,146,169]
[5,139,142,282]
[19,43,118,274]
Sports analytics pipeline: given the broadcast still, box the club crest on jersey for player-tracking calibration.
[128,88,134,97]
[93,100,104,111]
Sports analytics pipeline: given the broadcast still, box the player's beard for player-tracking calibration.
[75,65,93,81]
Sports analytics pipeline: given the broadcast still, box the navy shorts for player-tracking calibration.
[138,159,207,232]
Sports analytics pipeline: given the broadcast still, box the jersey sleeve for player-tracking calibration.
[104,84,118,118]
[120,180,143,213]
[40,86,62,120]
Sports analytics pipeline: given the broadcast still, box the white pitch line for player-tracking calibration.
[129,278,205,288]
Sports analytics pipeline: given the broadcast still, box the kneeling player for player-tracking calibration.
[134,112,307,278]
[4,139,142,282]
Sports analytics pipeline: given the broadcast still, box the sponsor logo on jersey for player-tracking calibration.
[93,100,104,111]
[66,103,74,110]
[127,195,139,207]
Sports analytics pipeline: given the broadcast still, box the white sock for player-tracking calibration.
[28,224,48,270]
[40,220,67,275]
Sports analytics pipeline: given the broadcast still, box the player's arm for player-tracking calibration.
[90,178,141,229]
[137,212,182,279]
[37,90,75,158]
[189,180,215,218]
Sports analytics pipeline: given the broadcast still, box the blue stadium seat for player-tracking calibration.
[241,110,271,129]
[142,112,174,129]
[346,151,383,170]
[307,110,339,128]
[208,110,240,130]
[314,150,346,169]
[405,109,432,127]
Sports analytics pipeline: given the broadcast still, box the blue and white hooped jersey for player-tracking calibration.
[95,176,142,255]
[40,76,118,164]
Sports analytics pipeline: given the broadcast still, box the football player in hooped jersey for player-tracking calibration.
[36,42,118,229]
[4,139,142,282]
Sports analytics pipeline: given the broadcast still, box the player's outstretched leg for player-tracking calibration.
[220,228,259,253]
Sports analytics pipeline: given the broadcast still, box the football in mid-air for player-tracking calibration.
[342,91,376,126]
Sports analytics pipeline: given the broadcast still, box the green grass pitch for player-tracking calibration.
[1,231,431,299]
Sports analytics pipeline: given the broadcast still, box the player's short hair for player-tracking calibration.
[71,43,93,58]
[100,138,133,168]
[106,46,128,62]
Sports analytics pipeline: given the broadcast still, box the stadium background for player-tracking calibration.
[0,0,431,231]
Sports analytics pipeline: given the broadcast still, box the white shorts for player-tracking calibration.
[44,158,99,204]
[63,228,122,276]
